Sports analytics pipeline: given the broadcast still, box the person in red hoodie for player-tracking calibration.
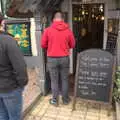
[41,11,75,106]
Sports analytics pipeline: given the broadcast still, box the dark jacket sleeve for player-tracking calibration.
[6,36,28,88]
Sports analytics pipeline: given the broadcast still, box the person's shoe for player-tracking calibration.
[49,98,58,107]
[62,97,71,105]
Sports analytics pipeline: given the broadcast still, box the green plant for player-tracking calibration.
[113,66,120,103]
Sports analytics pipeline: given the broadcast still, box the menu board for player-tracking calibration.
[106,33,118,55]
[106,19,119,55]
[5,22,32,56]
[74,49,114,103]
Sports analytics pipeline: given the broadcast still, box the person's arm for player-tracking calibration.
[68,30,76,49]
[41,29,48,49]
[6,37,28,88]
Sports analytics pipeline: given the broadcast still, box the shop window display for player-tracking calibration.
[5,22,32,56]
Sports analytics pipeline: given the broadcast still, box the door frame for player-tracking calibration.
[69,0,108,74]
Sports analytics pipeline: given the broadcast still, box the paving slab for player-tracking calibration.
[24,95,115,120]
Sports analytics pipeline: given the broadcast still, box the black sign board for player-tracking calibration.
[106,19,119,55]
[73,49,115,110]
[106,33,118,55]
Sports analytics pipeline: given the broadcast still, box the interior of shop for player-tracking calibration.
[72,3,104,73]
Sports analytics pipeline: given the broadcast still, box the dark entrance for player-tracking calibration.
[72,3,105,74]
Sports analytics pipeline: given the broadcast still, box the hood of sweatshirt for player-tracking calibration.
[51,21,69,31]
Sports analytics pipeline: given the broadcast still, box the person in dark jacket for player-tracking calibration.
[77,28,92,52]
[0,13,28,120]
[41,11,75,106]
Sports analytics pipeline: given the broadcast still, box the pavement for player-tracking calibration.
[24,95,116,120]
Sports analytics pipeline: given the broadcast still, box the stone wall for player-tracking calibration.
[23,68,41,111]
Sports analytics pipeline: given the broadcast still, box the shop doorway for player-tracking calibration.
[72,3,105,74]
[69,3,105,94]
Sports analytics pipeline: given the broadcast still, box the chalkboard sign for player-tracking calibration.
[73,49,114,106]
[106,19,119,55]
[106,33,118,55]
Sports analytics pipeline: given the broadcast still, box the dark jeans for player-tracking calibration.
[47,56,69,101]
[0,88,23,120]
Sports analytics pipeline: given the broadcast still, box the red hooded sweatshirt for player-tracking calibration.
[41,21,75,57]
